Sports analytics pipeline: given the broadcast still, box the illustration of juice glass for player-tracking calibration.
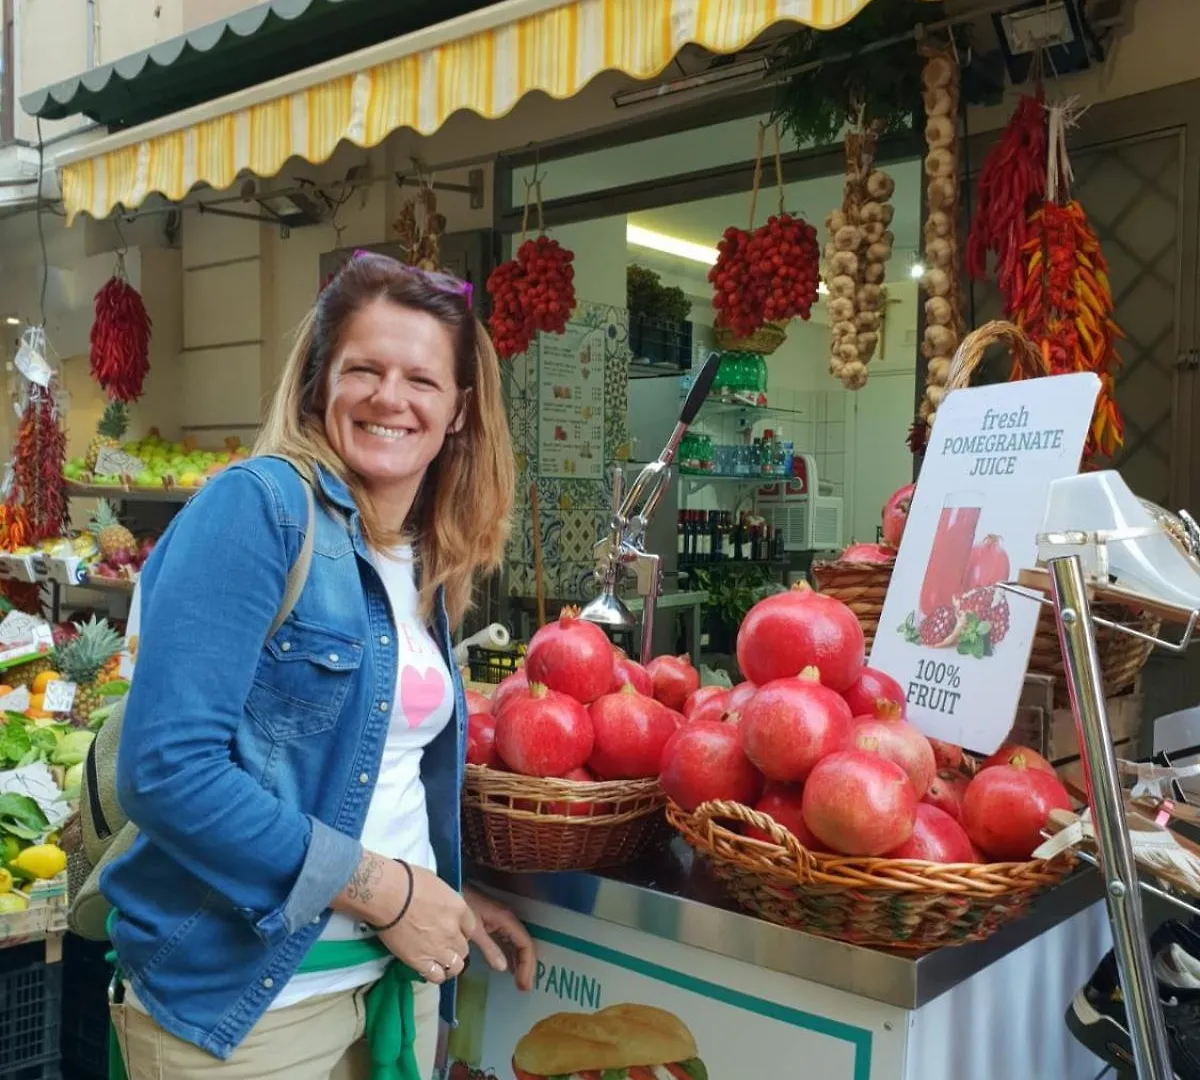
[918,491,982,617]
[445,965,489,1067]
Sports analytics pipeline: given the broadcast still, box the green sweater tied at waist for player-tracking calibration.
[108,933,422,1080]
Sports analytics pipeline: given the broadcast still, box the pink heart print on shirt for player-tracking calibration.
[400,665,447,729]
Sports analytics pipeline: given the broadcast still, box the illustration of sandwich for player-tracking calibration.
[511,1003,707,1080]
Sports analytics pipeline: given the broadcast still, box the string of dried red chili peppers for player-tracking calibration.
[965,93,1047,314]
[9,386,68,543]
[1012,200,1125,458]
[90,260,152,402]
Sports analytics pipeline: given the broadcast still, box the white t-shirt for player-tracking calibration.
[271,545,454,1009]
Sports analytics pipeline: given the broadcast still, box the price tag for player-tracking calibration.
[42,680,76,714]
[0,686,30,713]
[0,610,42,646]
[94,447,145,477]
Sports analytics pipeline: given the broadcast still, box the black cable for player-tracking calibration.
[35,115,48,327]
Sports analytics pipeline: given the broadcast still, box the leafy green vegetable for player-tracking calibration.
[679,1060,709,1080]
[28,728,56,758]
[0,718,30,765]
[51,729,95,767]
[100,679,130,698]
[0,792,49,841]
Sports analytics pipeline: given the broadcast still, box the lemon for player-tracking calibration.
[11,844,66,880]
[0,893,27,913]
[0,868,11,893]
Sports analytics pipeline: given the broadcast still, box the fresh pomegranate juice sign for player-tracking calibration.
[869,372,1099,753]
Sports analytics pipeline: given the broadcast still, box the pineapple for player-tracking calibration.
[86,400,129,472]
[90,500,136,561]
[54,617,123,725]
[7,652,55,691]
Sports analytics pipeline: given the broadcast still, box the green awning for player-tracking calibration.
[21,0,496,130]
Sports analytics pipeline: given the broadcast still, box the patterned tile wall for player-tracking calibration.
[504,302,631,602]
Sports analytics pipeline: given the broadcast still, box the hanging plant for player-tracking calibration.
[771,1,945,150]
[90,252,152,403]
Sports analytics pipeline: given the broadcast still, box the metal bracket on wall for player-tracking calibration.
[195,201,293,239]
[394,168,485,210]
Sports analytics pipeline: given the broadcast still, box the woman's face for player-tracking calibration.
[324,297,462,520]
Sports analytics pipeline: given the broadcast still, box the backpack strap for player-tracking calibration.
[269,477,315,638]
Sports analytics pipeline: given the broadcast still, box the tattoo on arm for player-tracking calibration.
[343,852,385,909]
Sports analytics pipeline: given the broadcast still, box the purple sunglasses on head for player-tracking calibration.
[350,249,474,308]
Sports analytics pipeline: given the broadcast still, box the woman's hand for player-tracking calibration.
[463,884,537,991]
[333,853,476,984]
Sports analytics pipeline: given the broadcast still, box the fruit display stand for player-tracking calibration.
[454,850,1109,1080]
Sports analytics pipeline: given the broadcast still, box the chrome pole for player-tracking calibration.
[1047,554,1173,1080]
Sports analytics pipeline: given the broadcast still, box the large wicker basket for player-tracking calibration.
[462,765,670,873]
[813,320,1158,704]
[667,798,1073,951]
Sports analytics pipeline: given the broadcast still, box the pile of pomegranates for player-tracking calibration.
[470,610,706,814]
[834,481,915,566]
[657,584,1071,864]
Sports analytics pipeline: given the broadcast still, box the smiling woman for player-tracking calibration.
[101,252,529,1080]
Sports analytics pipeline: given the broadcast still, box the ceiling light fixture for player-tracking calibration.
[909,261,926,280]
[4,317,19,326]
[627,224,718,266]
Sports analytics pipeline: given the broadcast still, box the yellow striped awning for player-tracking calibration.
[61,0,890,224]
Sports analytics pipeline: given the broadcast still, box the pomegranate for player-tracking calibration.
[923,770,969,822]
[547,767,610,817]
[962,765,1071,861]
[736,583,865,692]
[981,744,1056,776]
[515,766,608,817]
[964,534,1010,592]
[494,683,594,777]
[684,685,727,718]
[491,670,529,715]
[465,689,492,715]
[587,685,679,780]
[525,607,614,704]
[882,482,915,548]
[842,666,906,719]
[740,671,855,783]
[888,803,977,863]
[747,783,823,850]
[802,751,918,856]
[685,687,731,726]
[929,738,964,772]
[659,721,763,812]
[852,717,937,797]
[611,654,653,697]
[727,681,757,714]
[646,655,700,712]
[466,712,503,768]
[840,542,896,564]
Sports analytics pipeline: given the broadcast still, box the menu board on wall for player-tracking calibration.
[536,320,606,480]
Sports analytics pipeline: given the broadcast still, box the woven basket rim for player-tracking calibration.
[668,798,1072,896]
[464,765,666,828]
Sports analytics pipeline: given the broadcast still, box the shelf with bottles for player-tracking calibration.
[696,397,803,423]
[675,509,788,567]
[676,429,796,482]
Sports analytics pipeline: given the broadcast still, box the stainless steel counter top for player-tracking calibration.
[469,841,1103,1011]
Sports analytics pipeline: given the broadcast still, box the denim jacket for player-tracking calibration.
[102,456,466,1059]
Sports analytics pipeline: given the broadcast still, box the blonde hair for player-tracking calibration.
[255,255,514,627]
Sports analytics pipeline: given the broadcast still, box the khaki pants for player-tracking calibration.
[110,981,440,1080]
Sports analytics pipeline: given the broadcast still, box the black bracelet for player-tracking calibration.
[368,859,414,933]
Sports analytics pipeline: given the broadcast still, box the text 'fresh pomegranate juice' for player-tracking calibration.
[919,492,982,618]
